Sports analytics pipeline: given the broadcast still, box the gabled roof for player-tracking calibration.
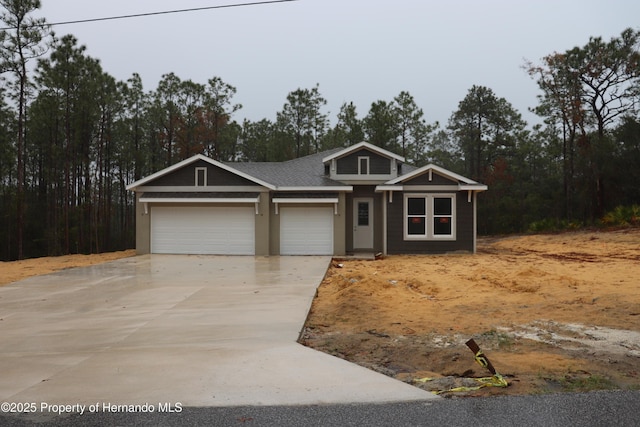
[125,154,276,191]
[385,163,488,190]
[228,149,351,190]
[125,145,485,194]
[321,141,405,163]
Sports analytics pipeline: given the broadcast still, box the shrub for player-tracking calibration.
[600,205,640,227]
[527,205,640,232]
[528,218,583,233]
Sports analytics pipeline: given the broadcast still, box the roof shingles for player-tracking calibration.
[226,148,347,188]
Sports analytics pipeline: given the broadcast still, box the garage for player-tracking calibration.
[280,206,334,255]
[151,206,255,255]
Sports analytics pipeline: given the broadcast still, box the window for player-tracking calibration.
[433,197,453,236]
[195,167,207,186]
[358,156,369,175]
[357,201,370,226]
[406,197,426,236]
[404,194,455,240]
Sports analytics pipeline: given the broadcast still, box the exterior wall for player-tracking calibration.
[148,160,256,187]
[386,190,474,254]
[336,149,391,174]
[269,197,280,256]
[255,192,270,256]
[335,192,347,256]
[135,193,151,255]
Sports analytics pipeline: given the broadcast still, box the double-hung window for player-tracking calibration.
[404,194,455,240]
[406,197,427,236]
[433,197,453,236]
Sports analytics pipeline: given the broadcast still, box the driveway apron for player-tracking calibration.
[0,255,435,408]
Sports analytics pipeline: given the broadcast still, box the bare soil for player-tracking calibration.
[300,229,640,397]
[0,250,136,287]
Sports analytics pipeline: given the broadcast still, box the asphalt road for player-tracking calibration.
[3,390,638,426]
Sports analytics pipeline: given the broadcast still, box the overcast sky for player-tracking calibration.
[37,0,639,128]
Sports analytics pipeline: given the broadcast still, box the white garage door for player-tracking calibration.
[151,206,255,255]
[280,207,333,255]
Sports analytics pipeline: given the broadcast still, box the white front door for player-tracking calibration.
[353,198,374,249]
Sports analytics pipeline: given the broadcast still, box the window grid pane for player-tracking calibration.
[434,197,452,215]
[433,216,452,235]
[358,202,369,226]
[407,198,426,215]
[408,217,426,235]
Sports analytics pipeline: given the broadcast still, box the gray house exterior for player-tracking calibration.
[126,142,487,256]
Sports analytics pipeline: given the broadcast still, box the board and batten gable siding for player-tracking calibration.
[386,190,474,254]
[146,160,257,187]
[403,170,459,186]
[336,149,392,175]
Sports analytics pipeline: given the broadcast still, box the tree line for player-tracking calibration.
[0,1,639,260]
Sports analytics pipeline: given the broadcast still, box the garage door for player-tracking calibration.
[280,207,333,255]
[151,206,255,255]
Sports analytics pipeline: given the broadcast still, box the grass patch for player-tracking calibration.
[548,371,617,393]
[479,330,515,350]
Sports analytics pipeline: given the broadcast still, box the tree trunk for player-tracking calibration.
[16,68,26,260]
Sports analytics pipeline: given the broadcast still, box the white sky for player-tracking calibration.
[37,0,639,128]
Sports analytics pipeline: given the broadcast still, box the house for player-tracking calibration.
[126,142,487,256]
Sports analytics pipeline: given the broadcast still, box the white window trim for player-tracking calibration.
[195,167,207,186]
[405,197,427,238]
[403,193,456,241]
[431,195,455,239]
[358,156,369,175]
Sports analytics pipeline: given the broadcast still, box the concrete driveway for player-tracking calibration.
[0,255,434,411]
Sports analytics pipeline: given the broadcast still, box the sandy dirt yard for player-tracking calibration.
[300,229,640,397]
[0,250,136,287]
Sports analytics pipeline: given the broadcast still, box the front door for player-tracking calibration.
[353,198,374,249]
